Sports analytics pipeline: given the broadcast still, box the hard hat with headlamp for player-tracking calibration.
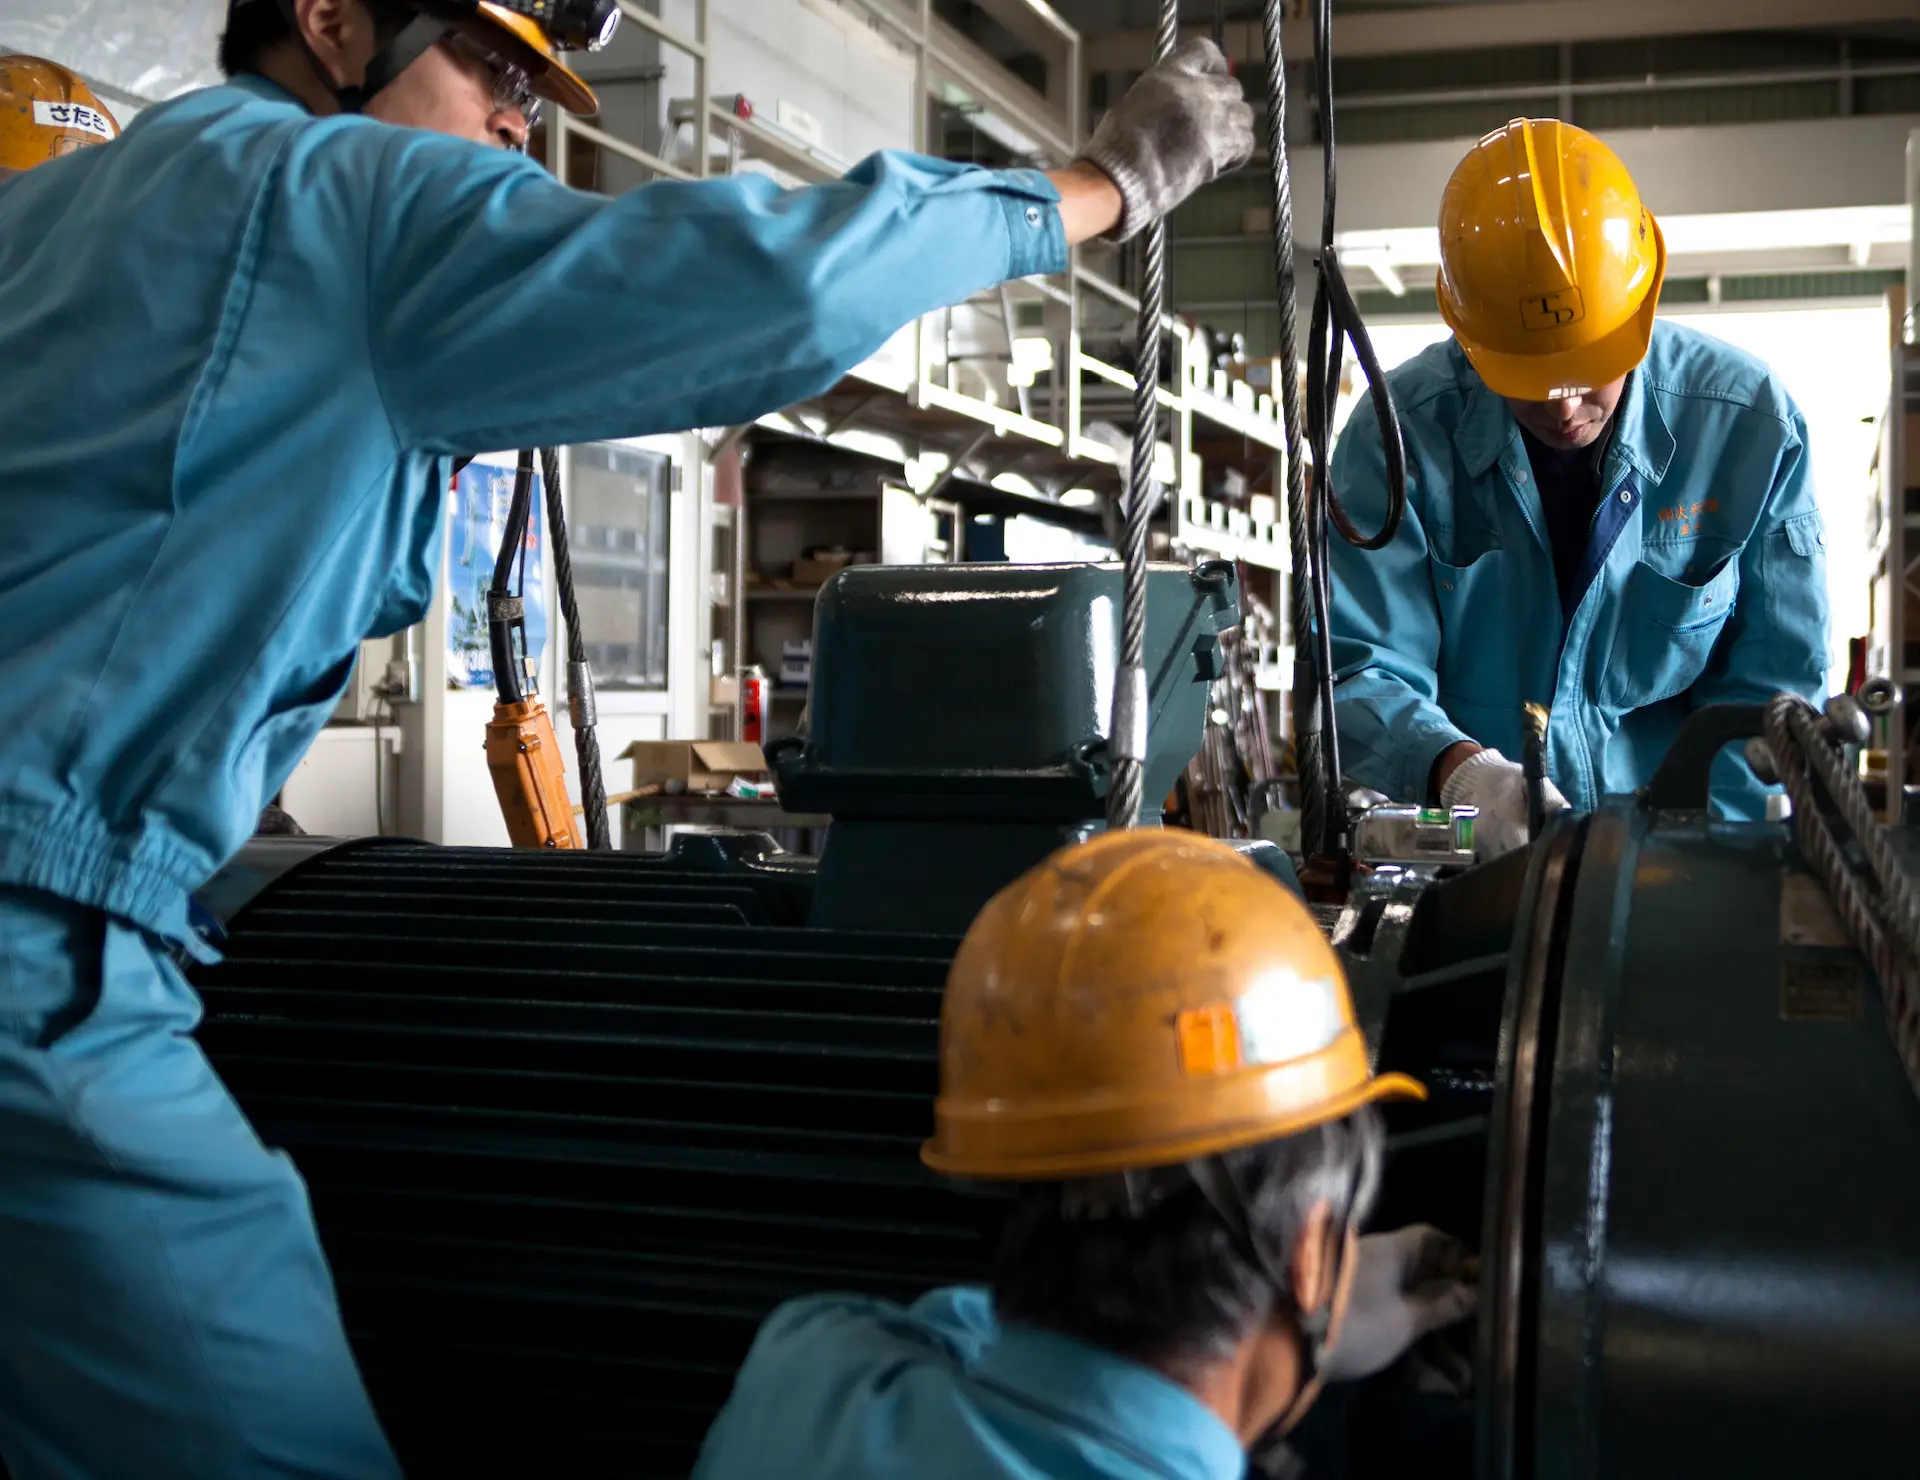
[226,0,619,118]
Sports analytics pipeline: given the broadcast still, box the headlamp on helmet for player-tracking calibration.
[489,0,619,52]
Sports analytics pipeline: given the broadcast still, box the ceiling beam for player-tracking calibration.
[1085,0,1920,71]
[1232,113,1919,238]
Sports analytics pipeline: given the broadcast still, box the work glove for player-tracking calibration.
[1322,1224,1479,1384]
[1076,38,1255,242]
[1439,748,1569,861]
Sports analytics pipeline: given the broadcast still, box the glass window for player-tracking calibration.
[568,443,672,691]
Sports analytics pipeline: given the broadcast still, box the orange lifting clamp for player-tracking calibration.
[480,447,617,852]
[487,698,579,850]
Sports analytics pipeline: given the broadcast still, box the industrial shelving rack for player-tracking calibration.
[541,0,1298,762]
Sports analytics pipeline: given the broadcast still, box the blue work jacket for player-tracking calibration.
[1328,322,1828,818]
[0,78,1065,952]
[692,1287,1248,1480]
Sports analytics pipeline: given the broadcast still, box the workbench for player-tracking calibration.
[619,794,830,857]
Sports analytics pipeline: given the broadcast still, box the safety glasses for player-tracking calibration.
[444,31,543,130]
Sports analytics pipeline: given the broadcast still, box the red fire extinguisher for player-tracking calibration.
[742,665,769,746]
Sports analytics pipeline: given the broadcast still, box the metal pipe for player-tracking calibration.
[611,0,706,60]
[564,118,697,182]
[1330,59,1920,111]
[922,429,994,504]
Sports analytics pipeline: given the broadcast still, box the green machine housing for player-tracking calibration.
[769,558,1242,932]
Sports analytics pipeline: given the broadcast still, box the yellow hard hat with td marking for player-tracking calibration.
[1437,117,1666,402]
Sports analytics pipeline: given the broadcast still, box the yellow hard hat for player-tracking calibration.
[921,830,1425,1182]
[467,3,600,116]
[1436,118,1666,402]
[0,56,118,177]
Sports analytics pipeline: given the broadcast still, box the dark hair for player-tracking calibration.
[217,0,415,79]
[991,1108,1384,1366]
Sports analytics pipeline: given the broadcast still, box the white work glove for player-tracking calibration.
[1439,748,1568,861]
[1076,38,1255,243]
[1322,1224,1478,1384]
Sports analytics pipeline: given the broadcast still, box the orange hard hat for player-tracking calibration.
[921,830,1424,1182]
[1436,118,1666,401]
[466,3,600,116]
[0,55,118,177]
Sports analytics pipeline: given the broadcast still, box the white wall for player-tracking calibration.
[280,726,403,837]
[705,0,915,165]
[1664,305,1889,686]
[585,0,916,182]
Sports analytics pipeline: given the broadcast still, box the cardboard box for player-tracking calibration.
[620,740,768,794]
[1233,356,1286,394]
[793,549,857,585]
[710,674,739,708]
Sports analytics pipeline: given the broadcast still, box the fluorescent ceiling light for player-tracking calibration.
[1341,249,1406,296]
[1334,205,1911,269]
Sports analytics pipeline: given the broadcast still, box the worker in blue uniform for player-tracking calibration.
[1328,119,1829,855]
[0,1,1255,1472]
[692,831,1478,1480]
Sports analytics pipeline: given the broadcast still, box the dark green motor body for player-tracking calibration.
[1348,711,1920,1480]
[188,557,1920,1479]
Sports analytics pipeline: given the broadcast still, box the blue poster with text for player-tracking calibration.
[446,461,548,691]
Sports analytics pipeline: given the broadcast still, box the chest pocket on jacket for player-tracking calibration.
[1429,545,1510,705]
[1600,551,1739,710]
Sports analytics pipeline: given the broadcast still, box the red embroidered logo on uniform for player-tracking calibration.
[1655,498,1718,536]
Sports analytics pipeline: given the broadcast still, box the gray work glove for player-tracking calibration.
[1076,38,1255,243]
[1440,748,1569,861]
[1322,1224,1478,1384]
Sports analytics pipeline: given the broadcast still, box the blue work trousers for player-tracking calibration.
[0,887,401,1479]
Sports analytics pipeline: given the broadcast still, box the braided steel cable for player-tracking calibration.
[540,447,612,850]
[1109,0,1182,834]
[1765,692,1920,1096]
[1259,0,1322,859]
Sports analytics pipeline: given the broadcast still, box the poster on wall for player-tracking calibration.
[446,459,549,691]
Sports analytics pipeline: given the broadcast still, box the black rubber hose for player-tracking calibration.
[540,447,612,851]
[488,449,537,707]
[1316,250,1408,549]
[1305,0,1406,552]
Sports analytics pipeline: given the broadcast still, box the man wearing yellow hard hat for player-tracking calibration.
[1329,119,1828,855]
[0,53,120,177]
[0,3,1256,1473]
[692,831,1476,1480]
